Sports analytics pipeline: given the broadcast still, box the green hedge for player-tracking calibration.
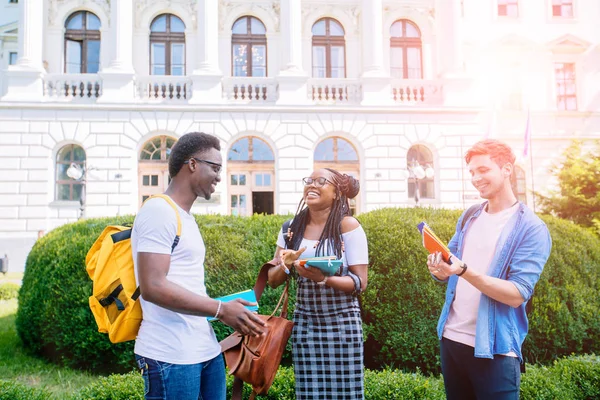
[17,209,600,374]
[360,208,600,373]
[0,283,19,301]
[16,214,291,372]
[68,355,600,400]
[0,380,50,400]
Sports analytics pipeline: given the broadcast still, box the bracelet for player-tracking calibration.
[316,276,328,286]
[457,263,468,277]
[214,300,222,319]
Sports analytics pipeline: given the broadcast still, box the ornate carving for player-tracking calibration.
[219,1,280,32]
[48,0,110,26]
[301,4,361,35]
[135,0,196,29]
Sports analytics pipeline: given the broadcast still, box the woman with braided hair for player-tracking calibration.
[267,168,369,399]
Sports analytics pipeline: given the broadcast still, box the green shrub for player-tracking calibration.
[17,214,292,372]
[71,371,144,400]
[17,209,600,375]
[360,208,600,373]
[0,380,50,400]
[520,354,600,400]
[364,369,445,399]
[0,283,19,300]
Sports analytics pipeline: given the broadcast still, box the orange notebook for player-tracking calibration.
[417,222,452,263]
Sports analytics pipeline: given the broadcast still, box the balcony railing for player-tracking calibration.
[391,79,443,105]
[308,79,362,105]
[135,76,192,101]
[43,74,102,100]
[222,78,278,103]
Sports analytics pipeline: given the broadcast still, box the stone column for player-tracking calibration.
[437,0,463,75]
[98,0,135,102]
[277,0,308,104]
[190,0,223,104]
[1,0,44,100]
[360,0,392,105]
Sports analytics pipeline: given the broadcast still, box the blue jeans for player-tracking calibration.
[440,338,521,400]
[135,353,226,400]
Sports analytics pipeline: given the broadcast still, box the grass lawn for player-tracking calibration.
[0,299,98,399]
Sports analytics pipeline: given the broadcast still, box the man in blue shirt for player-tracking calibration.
[427,139,552,399]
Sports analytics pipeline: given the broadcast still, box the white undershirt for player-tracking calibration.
[131,197,220,364]
[443,203,519,356]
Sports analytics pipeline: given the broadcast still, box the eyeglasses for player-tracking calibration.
[302,177,334,188]
[184,158,222,174]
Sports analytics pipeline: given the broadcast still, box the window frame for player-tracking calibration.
[149,14,186,76]
[554,62,577,111]
[55,144,86,201]
[231,16,268,77]
[406,144,435,200]
[551,0,574,18]
[389,19,423,79]
[8,52,17,65]
[64,11,101,74]
[511,165,527,204]
[311,18,346,78]
[497,0,519,17]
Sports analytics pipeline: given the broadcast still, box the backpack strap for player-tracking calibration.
[460,203,481,231]
[132,194,183,301]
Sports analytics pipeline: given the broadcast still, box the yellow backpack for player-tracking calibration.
[85,194,182,343]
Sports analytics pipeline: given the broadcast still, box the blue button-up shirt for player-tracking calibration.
[436,202,552,362]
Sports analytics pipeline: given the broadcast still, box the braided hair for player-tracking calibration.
[288,168,360,259]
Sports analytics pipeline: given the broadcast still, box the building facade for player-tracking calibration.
[1,0,599,271]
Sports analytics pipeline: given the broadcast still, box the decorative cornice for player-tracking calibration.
[219,1,280,32]
[134,0,197,29]
[301,4,361,35]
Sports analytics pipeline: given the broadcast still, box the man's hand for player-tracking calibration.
[219,299,266,337]
[427,251,463,279]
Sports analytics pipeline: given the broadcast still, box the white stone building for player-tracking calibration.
[1,0,599,272]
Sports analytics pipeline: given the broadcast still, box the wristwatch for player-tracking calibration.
[457,262,468,277]
[316,276,328,286]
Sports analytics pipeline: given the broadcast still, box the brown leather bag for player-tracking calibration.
[220,262,293,400]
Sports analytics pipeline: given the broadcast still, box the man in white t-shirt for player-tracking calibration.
[426,139,551,399]
[132,132,265,400]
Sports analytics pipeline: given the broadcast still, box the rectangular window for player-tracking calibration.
[330,46,345,78]
[66,40,82,74]
[552,0,574,17]
[151,43,166,75]
[312,46,326,78]
[554,62,577,111]
[233,44,248,77]
[8,52,17,65]
[251,45,267,77]
[390,47,404,79]
[86,40,100,73]
[406,48,422,79]
[170,43,185,76]
[498,0,519,17]
[8,0,18,3]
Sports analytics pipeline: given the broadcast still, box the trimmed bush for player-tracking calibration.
[17,214,291,372]
[17,209,600,375]
[0,283,19,300]
[520,354,600,400]
[0,380,50,400]
[68,355,600,399]
[71,371,144,400]
[360,208,600,373]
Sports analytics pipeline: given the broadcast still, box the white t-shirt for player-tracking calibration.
[443,203,519,353]
[131,196,220,364]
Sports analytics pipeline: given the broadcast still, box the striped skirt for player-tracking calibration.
[292,310,364,399]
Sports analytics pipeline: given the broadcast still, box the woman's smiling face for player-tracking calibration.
[303,169,337,208]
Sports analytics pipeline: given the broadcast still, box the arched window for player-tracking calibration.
[314,137,360,214]
[138,136,176,205]
[511,166,527,203]
[150,14,185,75]
[232,16,267,77]
[390,19,422,79]
[312,18,346,78]
[227,137,275,216]
[56,144,86,201]
[65,11,101,73]
[407,145,434,200]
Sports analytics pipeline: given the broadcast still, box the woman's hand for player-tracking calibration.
[280,247,306,272]
[295,262,326,283]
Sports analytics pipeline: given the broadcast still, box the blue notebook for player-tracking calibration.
[207,289,258,322]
